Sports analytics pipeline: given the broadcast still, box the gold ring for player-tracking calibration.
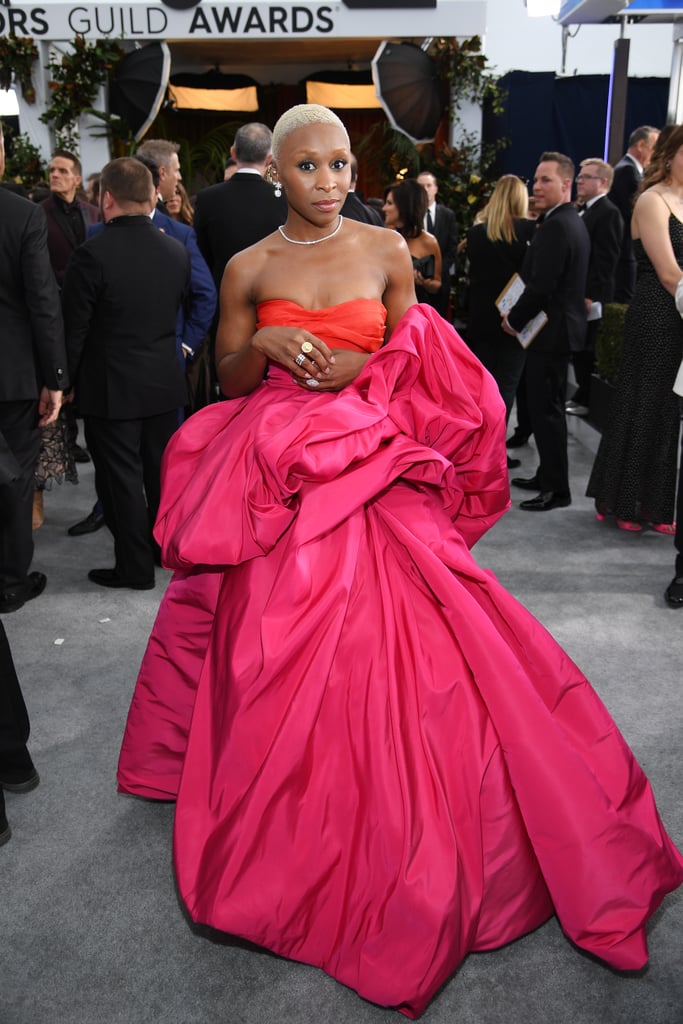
[301,341,314,355]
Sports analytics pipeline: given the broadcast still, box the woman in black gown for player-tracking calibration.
[587,125,683,532]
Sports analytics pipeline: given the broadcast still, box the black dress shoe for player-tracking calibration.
[664,575,683,608]
[88,568,155,591]
[507,456,521,469]
[0,572,47,614]
[510,475,540,491]
[520,491,572,511]
[68,510,106,536]
[506,432,530,449]
[0,767,39,793]
[71,444,91,464]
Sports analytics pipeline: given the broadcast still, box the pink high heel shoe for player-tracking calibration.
[616,519,642,532]
[649,522,676,535]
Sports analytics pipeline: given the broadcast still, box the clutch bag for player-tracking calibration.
[412,254,435,279]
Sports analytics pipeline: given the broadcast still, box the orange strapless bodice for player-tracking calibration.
[255,299,386,354]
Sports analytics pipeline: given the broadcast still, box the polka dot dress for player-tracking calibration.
[586,215,683,525]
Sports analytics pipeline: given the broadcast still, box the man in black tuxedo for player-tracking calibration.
[503,151,590,511]
[62,158,190,590]
[566,158,624,415]
[193,122,288,292]
[0,121,67,614]
[416,170,459,318]
[608,125,659,303]
[341,154,384,226]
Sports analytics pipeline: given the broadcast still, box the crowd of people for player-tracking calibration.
[1,106,682,1015]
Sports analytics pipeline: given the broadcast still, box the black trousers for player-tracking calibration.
[525,349,570,495]
[84,411,178,583]
[0,400,40,586]
[570,320,598,407]
[0,621,32,772]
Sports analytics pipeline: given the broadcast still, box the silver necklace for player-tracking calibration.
[279,216,343,246]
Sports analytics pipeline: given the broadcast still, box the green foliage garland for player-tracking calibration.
[40,35,123,133]
[0,36,39,103]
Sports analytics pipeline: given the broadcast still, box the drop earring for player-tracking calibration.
[266,165,282,198]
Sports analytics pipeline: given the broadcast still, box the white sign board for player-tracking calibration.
[0,0,487,41]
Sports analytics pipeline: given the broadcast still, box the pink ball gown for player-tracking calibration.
[118,301,683,1018]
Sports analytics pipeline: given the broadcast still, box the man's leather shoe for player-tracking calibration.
[505,432,532,448]
[0,572,47,614]
[88,568,155,591]
[68,510,105,536]
[71,444,91,464]
[511,475,540,491]
[664,575,683,608]
[506,432,530,448]
[520,491,572,512]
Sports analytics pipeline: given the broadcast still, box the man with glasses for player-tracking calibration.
[566,159,623,416]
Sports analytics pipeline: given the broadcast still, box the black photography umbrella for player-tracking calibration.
[109,42,171,142]
[371,41,447,145]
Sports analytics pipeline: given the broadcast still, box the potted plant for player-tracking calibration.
[590,302,627,432]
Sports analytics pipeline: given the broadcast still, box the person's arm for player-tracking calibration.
[61,246,102,381]
[23,204,68,394]
[413,234,442,295]
[37,387,62,426]
[506,217,569,331]
[192,191,212,270]
[179,227,217,355]
[632,190,683,296]
[586,204,624,304]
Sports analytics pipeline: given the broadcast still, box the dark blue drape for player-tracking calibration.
[484,71,668,181]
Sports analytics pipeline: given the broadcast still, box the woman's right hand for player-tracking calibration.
[251,326,335,383]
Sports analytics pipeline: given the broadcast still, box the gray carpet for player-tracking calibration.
[1,425,681,1024]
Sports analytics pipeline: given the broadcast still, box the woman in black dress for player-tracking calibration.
[464,174,536,421]
[587,125,683,533]
[383,179,442,303]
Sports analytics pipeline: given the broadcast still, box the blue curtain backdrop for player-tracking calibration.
[484,72,669,180]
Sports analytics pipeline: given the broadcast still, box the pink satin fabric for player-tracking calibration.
[118,302,683,1018]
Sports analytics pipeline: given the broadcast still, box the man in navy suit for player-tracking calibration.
[608,125,659,303]
[504,152,590,511]
[566,158,624,415]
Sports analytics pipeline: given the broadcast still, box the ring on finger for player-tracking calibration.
[301,341,314,355]
[295,353,306,366]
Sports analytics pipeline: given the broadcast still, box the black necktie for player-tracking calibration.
[426,210,434,233]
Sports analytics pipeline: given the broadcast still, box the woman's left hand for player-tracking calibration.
[293,349,370,392]
[414,268,440,295]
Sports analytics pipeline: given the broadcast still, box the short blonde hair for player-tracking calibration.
[271,104,349,160]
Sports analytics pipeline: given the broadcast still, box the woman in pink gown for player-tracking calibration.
[118,106,683,1018]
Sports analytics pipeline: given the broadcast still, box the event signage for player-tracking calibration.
[0,0,487,40]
